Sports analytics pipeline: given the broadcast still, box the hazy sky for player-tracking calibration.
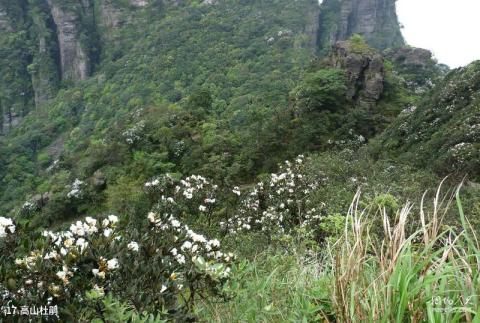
[397,0,480,68]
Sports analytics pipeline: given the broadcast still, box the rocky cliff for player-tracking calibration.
[47,0,91,82]
[385,46,448,93]
[0,0,151,117]
[0,0,405,122]
[318,0,404,52]
[329,40,385,109]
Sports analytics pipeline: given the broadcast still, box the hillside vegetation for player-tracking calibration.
[0,0,479,321]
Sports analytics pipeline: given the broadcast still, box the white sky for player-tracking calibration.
[397,0,480,68]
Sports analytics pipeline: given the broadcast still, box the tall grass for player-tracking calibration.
[331,183,480,322]
[197,183,480,322]
[196,251,330,322]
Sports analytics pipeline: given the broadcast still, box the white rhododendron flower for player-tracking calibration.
[107,258,119,270]
[232,187,241,196]
[127,241,140,252]
[9,172,236,311]
[160,285,167,293]
[92,269,106,279]
[103,228,112,238]
[147,212,156,223]
[108,215,119,224]
[0,217,16,238]
[221,156,322,235]
[145,178,160,187]
[56,265,73,285]
[67,179,85,199]
[181,241,192,251]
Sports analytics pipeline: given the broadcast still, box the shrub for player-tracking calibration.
[1,198,233,320]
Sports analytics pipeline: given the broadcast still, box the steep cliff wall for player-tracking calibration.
[318,0,404,53]
[0,0,151,117]
[29,1,61,107]
[47,0,90,81]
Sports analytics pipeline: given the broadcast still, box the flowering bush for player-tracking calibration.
[67,179,85,199]
[221,156,326,238]
[1,155,335,319]
[144,173,223,228]
[122,121,146,145]
[1,208,233,320]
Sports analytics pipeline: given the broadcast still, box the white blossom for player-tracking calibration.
[127,241,140,252]
[107,258,119,270]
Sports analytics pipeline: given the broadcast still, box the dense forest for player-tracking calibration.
[0,0,479,321]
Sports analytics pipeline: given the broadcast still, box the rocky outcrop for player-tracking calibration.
[30,3,61,108]
[47,0,90,82]
[1,0,148,111]
[319,0,404,52]
[97,0,150,38]
[329,40,385,108]
[386,47,433,69]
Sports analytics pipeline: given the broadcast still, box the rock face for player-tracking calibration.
[329,40,385,108]
[98,0,149,32]
[386,47,433,69]
[31,35,57,107]
[304,4,321,49]
[1,0,149,113]
[318,0,404,52]
[47,0,90,82]
[30,3,61,108]
[98,0,126,30]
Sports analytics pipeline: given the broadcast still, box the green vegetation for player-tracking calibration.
[0,0,479,321]
[371,61,480,181]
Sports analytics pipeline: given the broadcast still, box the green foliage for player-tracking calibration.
[0,0,320,217]
[82,294,167,323]
[347,34,376,55]
[1,195,234,320]
[197,251,332,322]
[317,213,344,243]
[292,68,347,112]
[372,193,399,215]
[371,61,480,181]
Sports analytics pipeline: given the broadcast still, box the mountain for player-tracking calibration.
[0,0,451,222]
[1,0,405,128]
[318,0,404,53]
[371,61,480,181]
[0,0,321,219]
[1,0,479,321]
